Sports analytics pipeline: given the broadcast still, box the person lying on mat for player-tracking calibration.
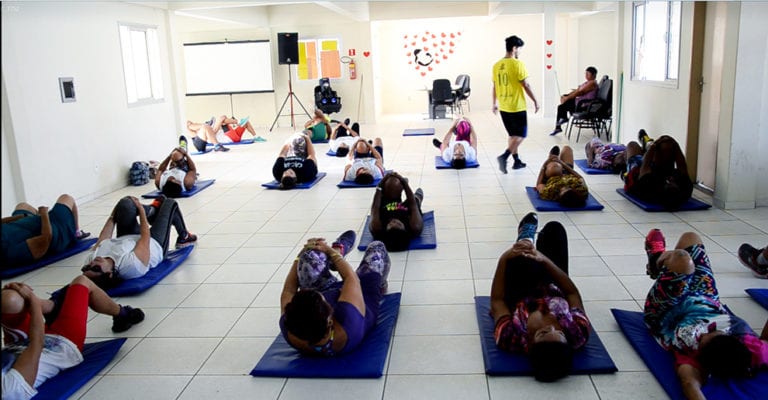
[80,196,196,290]
[273,133,318,190]
[304,109,332,142]
[154,143,198,198]
[642,229,768,400]
[432,117,478,169]
[185,119,230,153]
[1,194,89,268]
[369,172,424,252]
[280,231,391,356]
[207,114,264,142]
[343,138,385,184]
[584,137,627,172]
[738,242,768,278]
[490,212,590,382]
[1,276,145,399]
[535,145,589,208]
[623,131,693,210]
[329,118,361,157]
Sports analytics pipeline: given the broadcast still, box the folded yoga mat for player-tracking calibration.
[0,238,97,280]
[250,293,401,378]
[611,308,768,400]
[475,296,617,376]
[261,172,327,190]
[435,156,479,169]
[574,159,618,175]
[357,211,437,251]
[746,288,768,311]
[403,128,435,136]
[615,188,712,212]
[141,179,216,199]
[34,338,126,400]
[525,186,604,211]
[105,246,194,297]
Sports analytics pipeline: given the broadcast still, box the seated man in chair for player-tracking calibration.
[550,66,599,136]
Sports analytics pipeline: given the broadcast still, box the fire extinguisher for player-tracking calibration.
[349,59,357,80]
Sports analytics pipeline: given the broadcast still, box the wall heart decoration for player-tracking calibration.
[546,53,552,58]
[403,29,463,76]
[363,51,370,57]
[546,40,553,45]
[546,65,552,70]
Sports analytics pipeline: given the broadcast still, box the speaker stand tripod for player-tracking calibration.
[270,64,311,132]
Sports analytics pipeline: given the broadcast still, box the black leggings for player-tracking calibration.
[111,197,188,257]
[503,221,569,307]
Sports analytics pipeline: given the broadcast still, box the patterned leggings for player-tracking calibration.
[297,241,390,291]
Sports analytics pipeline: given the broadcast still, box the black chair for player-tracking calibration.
[567,75,613,142]
[431,79,455,119]
[314,78,341,115]
[454,74,471,114]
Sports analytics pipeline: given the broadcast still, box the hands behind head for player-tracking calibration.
[303,238,334,255]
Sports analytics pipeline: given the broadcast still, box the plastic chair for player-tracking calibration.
[314,78,341,115]
[455,74,471,113]
[567,76,613,142]
[431,79,456,119]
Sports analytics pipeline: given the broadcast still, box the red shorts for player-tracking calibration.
[47,284,89,351]
[225,125,246,142]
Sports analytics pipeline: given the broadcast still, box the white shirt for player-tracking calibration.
[2,334,83,400]
[329,136,358,152]
[86,235,164,280]
[159,168,193,192]
[344,158,384,181]
[441,140,477,164]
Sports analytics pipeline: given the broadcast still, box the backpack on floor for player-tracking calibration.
[129,161,150,186]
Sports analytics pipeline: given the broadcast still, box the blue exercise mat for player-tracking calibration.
[312,139,329,144]
[326,149,338,156]
[475,296,616,376]
[575,159,618,175]
[525,187,604,211]
[206,138,256,146]
[337,170,392,189]
[191,149,212,156]
[746,288,768,311]
[611,308,768,400]
[141,179,216,199]
[357,211,437,251]
[403,128,435,136]
[0,238,97,280]
[261,172,327,190]
[33,338,126,400]
[615,188,711,212]
[250,293,401,378]
[435,156,479,169]
[105,246,194,297]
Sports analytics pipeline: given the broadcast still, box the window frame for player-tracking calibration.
[631,1,682,87]
[118,22,164,106]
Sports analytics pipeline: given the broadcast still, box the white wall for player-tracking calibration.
[1,2,179,211]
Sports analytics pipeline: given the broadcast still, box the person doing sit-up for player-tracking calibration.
[642,228,768,400]
[81,196,196,290]
[329,118,360,157]
[154,143,198,198]
[343,138,385,185]
[490,212,590,382]
[369,172,424,252]
[1,277,144,399]
[280,231,391,356]
[624,130,693,210]
[584,137,627,173]
[2,194,89,268]
[536,145,589,208]
[208,114,263,142]
[272,133,319,190]
[305,109,332,142]
[432,117,478,169]
[185,120,230,153]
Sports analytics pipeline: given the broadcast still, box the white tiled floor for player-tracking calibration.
[10,112,768,399]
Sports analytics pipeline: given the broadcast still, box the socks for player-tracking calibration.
[501,150,511,159]
[512,153,520,162]
[117,305,129,318]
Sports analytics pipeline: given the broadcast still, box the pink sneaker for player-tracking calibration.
[645,229,666,279]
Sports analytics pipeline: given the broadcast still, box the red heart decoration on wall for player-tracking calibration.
[449,49,454,54]
[435,60,440,64]
[546,65,552,69]
[450,33,455,38]
[433,42,438,48]
[441,33,446,38]
[422,37,427,42]
[411,42,416,46]
[363,51,370,57]
[546,40,553,45]
[403,30,463,76]
[420,71,426,76]
[428,66,433,71]
[406,52,412,56]
[546,53,552,58]
[431,34,436,39]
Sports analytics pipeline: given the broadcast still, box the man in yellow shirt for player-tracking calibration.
[492,35,540,173]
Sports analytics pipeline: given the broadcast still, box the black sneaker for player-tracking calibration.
[556,118,569,126]
[332,230,357,257]
[738,243,768,278]
[549,127,563,136]
[512,159,526,169]
[344,118,351,126]
[549,146,561,156]
[432,138,442,149]
[213,144,230,152]
[517,212,538,242]
[496,154,508,174]
[176,232,198,249]
[112,306,145,333]
[414,188,424,205]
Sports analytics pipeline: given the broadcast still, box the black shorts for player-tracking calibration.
[192,136,207,152]
[500,110,528,138]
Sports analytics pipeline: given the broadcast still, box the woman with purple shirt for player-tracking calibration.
[280,231,391,356]
[490,212,590,382]
[550,66,599,136]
